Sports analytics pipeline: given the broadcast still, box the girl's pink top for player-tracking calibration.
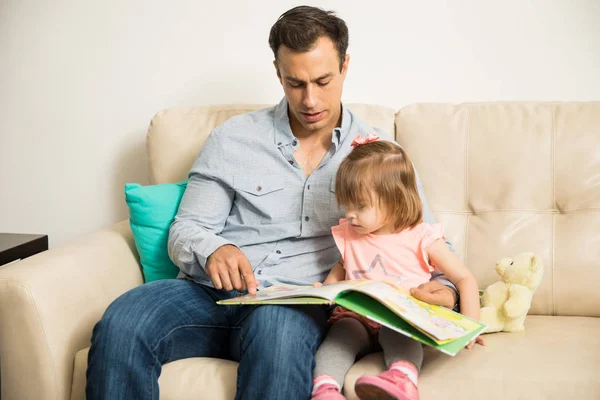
[332,219,445,290]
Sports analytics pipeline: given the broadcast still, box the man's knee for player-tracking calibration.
[92,283,165,343]
[244,305,328,355]
[92,297,141,345]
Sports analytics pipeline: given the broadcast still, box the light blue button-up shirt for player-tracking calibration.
[168,98,452,290]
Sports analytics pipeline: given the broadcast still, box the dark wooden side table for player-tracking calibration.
[0,233,49,267]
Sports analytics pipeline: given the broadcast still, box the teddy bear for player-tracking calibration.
[479,252,544,333]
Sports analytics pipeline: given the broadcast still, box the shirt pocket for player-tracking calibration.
[233,175,287,223]
[234,176,285,196]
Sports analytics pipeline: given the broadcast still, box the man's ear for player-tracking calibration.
[273,60,282,82]
[341,54,350,77]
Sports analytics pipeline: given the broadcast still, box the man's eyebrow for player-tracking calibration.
[284,73,332,84]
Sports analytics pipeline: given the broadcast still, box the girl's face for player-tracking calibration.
[343,196,395,235]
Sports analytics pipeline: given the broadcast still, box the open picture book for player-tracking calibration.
[218,280,486,356]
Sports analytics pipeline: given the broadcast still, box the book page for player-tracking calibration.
[334,291,486,356]
[349,281,481,341]
[217,280,365,305]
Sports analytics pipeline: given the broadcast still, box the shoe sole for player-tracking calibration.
[355,382,412,400]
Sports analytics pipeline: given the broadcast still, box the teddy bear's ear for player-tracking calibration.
[525,254,544,289]
[529,254,542,272]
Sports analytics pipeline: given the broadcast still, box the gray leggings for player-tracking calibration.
[313,318,423,388]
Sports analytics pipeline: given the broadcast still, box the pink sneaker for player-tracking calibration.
[311,375,345,400]
[354,368,419,400]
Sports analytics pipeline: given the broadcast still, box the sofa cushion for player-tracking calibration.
[71,348,237,400]
[70,316,600,400]
[346,315,600,399]
[146,104,397,184]
[395,102,600,317]
[124,181,187,282]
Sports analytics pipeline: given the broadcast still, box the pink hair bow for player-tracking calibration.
[351,133,380,147]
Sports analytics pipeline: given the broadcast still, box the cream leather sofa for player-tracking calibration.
[1,102,599,400]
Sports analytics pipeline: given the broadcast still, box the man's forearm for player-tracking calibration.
[168,219,234,277]
[167,129,237,279]
[412,160,459,310]
[430,270,460,311]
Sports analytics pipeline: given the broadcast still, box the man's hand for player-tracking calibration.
[206,245,257,295]
[466,335,486,349]
[410,281,457,309]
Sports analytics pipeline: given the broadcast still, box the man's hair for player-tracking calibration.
[268,6,349,71]
[335,141,423,231]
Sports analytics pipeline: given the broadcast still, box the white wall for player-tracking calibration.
[1,0,599,247]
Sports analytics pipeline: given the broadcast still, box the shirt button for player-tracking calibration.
[256,186,262,192]
[307,185,311,190]
[292,139,298,146]
[257,270,262,275]
[288,160,294,165]
[305,216,309,222]
[276,250,281,254]
[277,142,282,146]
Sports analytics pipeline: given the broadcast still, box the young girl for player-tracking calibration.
[311,135,485,400]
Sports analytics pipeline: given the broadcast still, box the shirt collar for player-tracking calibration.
[334,103,352,148]
[273,97,353,149]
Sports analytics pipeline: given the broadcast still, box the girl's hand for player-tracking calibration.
[466,335,486,349]
[313,282,323,287]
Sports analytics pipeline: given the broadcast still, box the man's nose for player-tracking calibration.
[303,85,316,108]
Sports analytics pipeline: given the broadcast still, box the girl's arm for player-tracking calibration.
[426,239,485,348]
[322,258,345,285]
[426,239,480,321]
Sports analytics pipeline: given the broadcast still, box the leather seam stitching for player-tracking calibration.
[464,107,471,267]
[551,105,557,315]
[432,209,600,214]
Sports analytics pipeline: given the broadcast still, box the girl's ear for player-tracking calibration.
[381,207,397,230]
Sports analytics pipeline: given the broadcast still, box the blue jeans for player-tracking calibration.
[86,279,330,400]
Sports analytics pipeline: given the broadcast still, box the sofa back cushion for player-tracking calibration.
[147,105,268,185]
[146,104,396,184]
[145,101,600,318]
[395,102,600,317]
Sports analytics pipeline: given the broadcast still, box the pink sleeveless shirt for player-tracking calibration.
[331,219,445,291]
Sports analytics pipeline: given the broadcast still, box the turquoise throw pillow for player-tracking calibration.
[124,181,187,282]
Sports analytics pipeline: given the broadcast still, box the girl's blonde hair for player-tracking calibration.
[335,140,423,231]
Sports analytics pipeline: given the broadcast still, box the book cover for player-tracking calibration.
[218,280,486,356]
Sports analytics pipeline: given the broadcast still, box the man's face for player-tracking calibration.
[275,36,349,134]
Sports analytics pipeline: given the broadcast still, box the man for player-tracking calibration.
[86,6,457,400]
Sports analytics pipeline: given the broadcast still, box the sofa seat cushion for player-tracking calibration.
[71,316,600,400]
[71,348,238,400]
[345,316,600,400]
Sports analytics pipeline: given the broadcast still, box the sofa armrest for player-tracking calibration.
[0,220,144,400]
